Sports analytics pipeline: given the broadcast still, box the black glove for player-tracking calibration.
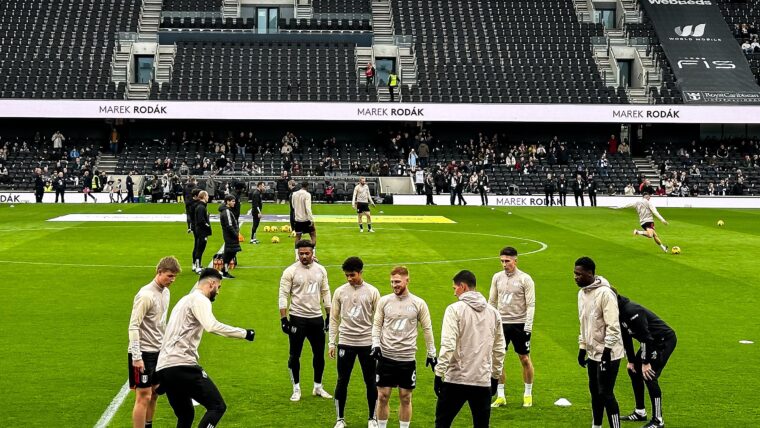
[578,349,588,368]
[369,346,382,360]
[490,378,499,396]
[245,329,255,342]
[280,317,291,335]
[425,356,437,372]
[323,314,330,333]
[600,347,612,372]
[434,376,443,397]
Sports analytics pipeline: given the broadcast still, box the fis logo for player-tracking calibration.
[305,281,320,294]
[677,58,735,69]
[390,318,408,331]
[339,349,346,358]
[347,305,362,320]
[674,24,705,37]
[500,292,514,305]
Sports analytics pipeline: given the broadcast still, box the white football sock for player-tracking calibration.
[524,383,533,396]
[293,383,300,391]
[378,420,388,428]
[314,382,322,390]
[400,422,410,428]
[497,384,505,398]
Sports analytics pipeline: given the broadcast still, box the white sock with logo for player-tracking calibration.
[377,421,388,428]
[293,383,300,391]
[524,383,533,396]
[400,422,410,428]
[314,382,322,391]
[497,384,505,398]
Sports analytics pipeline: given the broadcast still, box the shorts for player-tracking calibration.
[641,222,655,231]
[356,202,370,213]
[294,220,315,234]
[128,351,159,389]
[376,356,416,390]
[502,323,531,355]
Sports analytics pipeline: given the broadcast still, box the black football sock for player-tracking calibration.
[368,223,372,230]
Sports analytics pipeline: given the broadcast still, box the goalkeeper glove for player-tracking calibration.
[369,346,382,360]
[280,317,291,335]
[425,356,437,372]
[245,329,255,341]
[600,347,612,372]
[323,314,330,333]
[434,376,443,397]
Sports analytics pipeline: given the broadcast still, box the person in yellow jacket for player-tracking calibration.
[388,71,399,102]
[574,257,624,428]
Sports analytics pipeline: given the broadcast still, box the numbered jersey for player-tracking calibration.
[488,269,536,330]
[372,292,436,362]
[278,261,331,318]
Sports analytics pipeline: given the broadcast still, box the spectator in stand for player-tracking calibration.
[418,141,429,168]
[0,163,9,184]
[598,154,609,177]
[690,184,700,197]
[618,139,630,155]
[624,183,635,196]
[742,40,753,53]
[69,147,80,160]
[752,39,760,52]
[408,148,418,170]
[608,134,618,154]
[716,145,729,159]
[388,70,399,102]
[365,62,375,93]
[706,182,716,196]
[110,128,120,155]
[52,131,65,154]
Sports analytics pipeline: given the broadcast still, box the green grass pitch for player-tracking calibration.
[0,202,758,427]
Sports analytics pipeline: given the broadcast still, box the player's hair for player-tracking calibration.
[156,256,181,274]
[256,181,264,187]
[342,256,364,273]
[390,266,409,277]
[224,195,235,203]
[642,191,650,196]
[198,190,208,199]
[574,257,596,274]
[500,246,518,257]
[198,267,223,282]
[301,181,309,189]
[452,270,477,288]
[295,239,315,249]
[191,188,201,198]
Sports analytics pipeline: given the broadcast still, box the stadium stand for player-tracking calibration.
[0,0,139,99]
[717,0,760,84]
[163,42,375,101]
[621,21,684,104]
[163,0,222,12]
[392,0,627,103]
[314,0,371,15]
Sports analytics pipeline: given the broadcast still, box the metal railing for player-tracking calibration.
[160,11,224,19]
[312,13,371,21]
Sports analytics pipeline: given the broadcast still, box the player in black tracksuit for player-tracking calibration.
[249,182,264,244]
[617,294,676,428]
[192,191,212,274]
[183,179,197,232]
[188,188,201,272]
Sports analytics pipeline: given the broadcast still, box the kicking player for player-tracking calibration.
[155,268,255,428]
[574,257,624,428]
[614,192,669,253]
[329,257,381,428]
[128,256,181,428]
[352,177,376,232]
[371,266,437,428]
[279,240,333,401]
[434,270,505,428]
[291,181,318,260]
[488,246,536,408]
[617,293,677,428]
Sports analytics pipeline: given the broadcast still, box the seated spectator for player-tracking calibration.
[597,154,609,176]
[690,184,700,196]
[324,181,335,204]
[752,39,760,52]
[706,182,716,196]
[69,147,80,160]
[624,183,635,195]
[178,161,189,176]
[742,40,752,53]
[618,140,630,155]
[0,163,9,184]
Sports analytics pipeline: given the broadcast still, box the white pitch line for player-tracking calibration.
[93,381,130,428]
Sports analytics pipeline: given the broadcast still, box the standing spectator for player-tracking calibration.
[110,128,120,155]
[414,167,425,195]
[574,257,623,428]
[328,257,381,428]
[608,134,618,154]
[127,256,181,428]
[543,173,556,206]
[557,174,567,206]
[365,62,375,93]
[625,183,635,196]
[34,168,45,203]
[372,266,437,428]
[324,181,335,204]
[82,170,97,203]
[276,171,290,204]
[155,268,255,428]
[598,154,609,177]
[424,172,435,205]
[418,141,429,168]
[388,71,399,102]
[477,170,490,206]
[408,149,418,170]
[53,171,66,203]
[455,171,466,205]
[278,240,333,402]
[249,182,264,244]
[573,174,586,207]
[218,195,241,279]
[618,140,630,155]
[126,171,135,203]
[588,175,598,207]
[434,270,505,428]
[52,131,65,154]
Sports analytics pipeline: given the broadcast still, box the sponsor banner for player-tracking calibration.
[45,212,456,224]
[1,99,760,122]
[640,0,760,103]
[0,192,123,204]
[393,194,760,208]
